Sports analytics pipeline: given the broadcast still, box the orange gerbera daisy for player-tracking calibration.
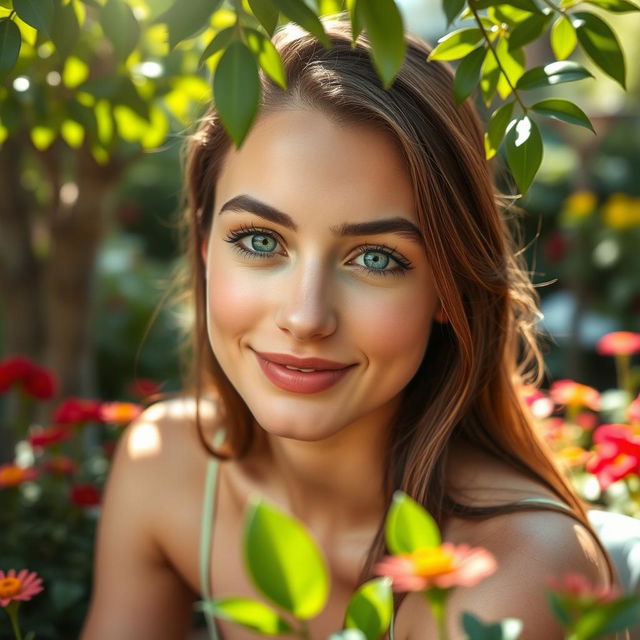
[0,464,38,488]
[0,569,44,607]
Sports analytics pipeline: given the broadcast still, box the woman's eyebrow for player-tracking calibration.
[218,194,423,244]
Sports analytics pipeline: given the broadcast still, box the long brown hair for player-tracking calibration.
[176,17,613,582]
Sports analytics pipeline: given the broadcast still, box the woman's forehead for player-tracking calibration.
[213,108,419,230]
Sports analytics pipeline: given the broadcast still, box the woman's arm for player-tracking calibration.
[80,411,195,640]
[397,509,611,640]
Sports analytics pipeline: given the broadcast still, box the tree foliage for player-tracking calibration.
[0,0,638,191]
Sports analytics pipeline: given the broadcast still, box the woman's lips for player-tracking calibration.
[254,352,355,394]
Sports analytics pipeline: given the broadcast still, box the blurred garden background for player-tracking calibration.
[1,0,640,637]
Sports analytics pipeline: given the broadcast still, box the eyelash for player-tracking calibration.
[223,225,413,277]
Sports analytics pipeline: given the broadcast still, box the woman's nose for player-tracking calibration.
[274,259,338,341]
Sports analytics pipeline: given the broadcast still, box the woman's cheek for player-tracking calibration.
[207,262,265,346]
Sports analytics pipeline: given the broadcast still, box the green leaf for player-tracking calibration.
[429,27,483,61]
[572,11,626,88]
[596,595,640,635]
[484,100,514,159]
[461,612,524,639]
[384,491,440,554]
[454,45,487,103]
[530,98,595,132]
[504,116,543,194]
[344,578,393,640]
[358,0,406,88]
[199,26,235,66]
[516,60,593,89]
[545,591,573,628]
[245,27,287,89]
[198,597,294,634]
[248,0,279,35]
[443,0,466,25]
[0,18,20,77]
[156,0,223,50]
[493,37,525,98]
[271,0,330,48]
[550,15,577,59]
[50,0,79,58]
[508,11,552,50]
[479,40,500,106]
[101,0,139,62]
[584,0,640,11]
[347,0,363,42]
[13,0,53,36]
[244,499,329,619]
[474,0,541,13]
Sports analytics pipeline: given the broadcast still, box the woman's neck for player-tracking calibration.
[259,401,398,537]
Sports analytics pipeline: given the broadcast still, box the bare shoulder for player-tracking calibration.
[395,443,610,640]
[80,395,222,639]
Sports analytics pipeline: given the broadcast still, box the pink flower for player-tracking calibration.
[28,425,72,449]
[0,569,44,607]
[0,464,38,488]
[547,572,620,605]
[550,380,600,411]
[53,397,102,425]
[521,386,554,419]
[586,424,640,489]
[596,331,640,356]
[374,543,497,592]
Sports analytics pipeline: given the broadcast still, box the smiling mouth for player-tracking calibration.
[253,352,356,393]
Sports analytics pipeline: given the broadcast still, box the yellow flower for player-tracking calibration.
[602,193,640,230]
[560,191,596,226]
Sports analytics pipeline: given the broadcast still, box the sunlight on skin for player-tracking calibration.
[127,420,162,459]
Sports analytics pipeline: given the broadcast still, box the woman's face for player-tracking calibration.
[203,108,443,442]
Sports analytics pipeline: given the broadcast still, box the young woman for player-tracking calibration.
[81,18,617,640]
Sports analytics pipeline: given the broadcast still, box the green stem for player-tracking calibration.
[467,0,528,113]
[615,354,633,400]
[424,589,450,640]
[4,602,24,640]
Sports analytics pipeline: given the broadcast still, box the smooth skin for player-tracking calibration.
[81,109,610,640]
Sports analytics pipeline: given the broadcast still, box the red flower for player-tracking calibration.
[550,380,600,411]
[0,356,35,393]
[53,397,102,425]
[374,543,497,592]
[28,425,72,448]
[70,484,102,508]
[43,456,78,476]
[21,365,57,400]
[0,464,38,488]
[596,331,640,356]
[0,569,44,607]
[127,378,163,399]
[586,424,640,489]
[100,401,143,426]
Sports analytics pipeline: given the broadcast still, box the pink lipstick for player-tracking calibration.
[253,351,355,394]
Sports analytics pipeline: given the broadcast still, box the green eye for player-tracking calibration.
[250,234,277,252]
[363,251,390,270]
